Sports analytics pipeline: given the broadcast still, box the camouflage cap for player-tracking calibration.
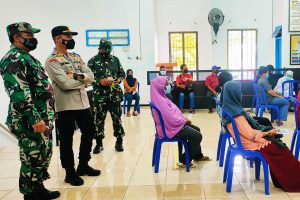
[6,22,41,37]
[99,38,112,48]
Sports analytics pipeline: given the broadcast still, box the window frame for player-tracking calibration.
[227,29,258,80]
[168,31,199,70]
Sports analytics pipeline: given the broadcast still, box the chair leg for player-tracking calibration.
[152,138,158,166]
[255,158,261,180]
[226,152,235,193]
[295,133,300,160]
[276,109,281,126]
[255,107,259,117]
[219,135,227,167]
[123,100,127,114]
[183,142,190,172]
[137,103,140,113]
[250,158,253,168]
[216,133,223,161]
[178,141,183,162]
[290,130,297,153]
[259,107,264,118]
[154,141,162,173]
[223,149,231,183]
[262,160,270,195]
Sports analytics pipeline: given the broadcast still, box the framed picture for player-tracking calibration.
[289,0,300,32]
[290,34,300,65]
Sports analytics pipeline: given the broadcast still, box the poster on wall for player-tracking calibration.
[289,0,300,32]
[290,34,300,65]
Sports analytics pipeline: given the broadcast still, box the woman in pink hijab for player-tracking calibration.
[150,76,210,165]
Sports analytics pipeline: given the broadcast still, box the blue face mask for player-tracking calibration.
[160,71,166,76]
[165,85,171,94]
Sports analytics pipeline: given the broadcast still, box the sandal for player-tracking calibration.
[176,162,196,168]
[194,156,212,162]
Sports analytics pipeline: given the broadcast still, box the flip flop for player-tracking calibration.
[194,156,212,162]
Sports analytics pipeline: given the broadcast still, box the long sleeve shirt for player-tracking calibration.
[227,115,271,150]
[45,49,94,112]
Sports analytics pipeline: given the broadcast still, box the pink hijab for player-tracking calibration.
[150,76,186,138]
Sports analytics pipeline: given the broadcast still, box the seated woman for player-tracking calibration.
[274,70,294,97]
[123,69,140,117]
[175,64,195,114]
[221,81,300,192]
[257,66,289,125]
[150,76,210,165]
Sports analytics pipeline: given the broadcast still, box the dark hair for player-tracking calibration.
[216,71,233,92]
[9,32,22,43]
[267,64,274,72]
[180,64,186,70]
[160,66,165,70]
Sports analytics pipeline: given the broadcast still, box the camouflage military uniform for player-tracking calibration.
[88,41,125,141]
[0,46,55,194]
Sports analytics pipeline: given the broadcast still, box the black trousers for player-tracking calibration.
[176,124,203,163]
[207,91,215,111]
[56,109,94,171]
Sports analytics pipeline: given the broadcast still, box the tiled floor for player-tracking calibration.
[0,108,299,200]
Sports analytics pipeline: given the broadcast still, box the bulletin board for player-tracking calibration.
[290,34,300,65]
[86,29,130,47]
[289,0,300,32]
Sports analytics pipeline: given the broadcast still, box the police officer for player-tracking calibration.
[88,38,126,154]
[45,26,100,186]
[0,22,60,200]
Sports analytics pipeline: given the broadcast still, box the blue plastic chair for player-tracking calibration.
[149,102,190,173]
[290,97,300,160]
[214,97,232,167]
[282,80,300,99]
[251,81,257,110]
[254,84,281,126]
[123,82,140,114]
[222,108,270,195]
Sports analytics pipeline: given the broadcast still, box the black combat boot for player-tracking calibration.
[64,168,84,186]
[93,138,104,154]
[115,137,124,152]
[76,162,101,177]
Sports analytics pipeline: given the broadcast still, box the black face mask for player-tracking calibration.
[21,37,38,51]
[183,69,188,73]
[62,39,75,49]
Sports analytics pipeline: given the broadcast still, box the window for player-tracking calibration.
[169,32,198,70]
[228,29,257,80]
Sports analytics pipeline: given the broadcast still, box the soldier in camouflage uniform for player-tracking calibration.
[0,22,60,200]
[88,39,126,153]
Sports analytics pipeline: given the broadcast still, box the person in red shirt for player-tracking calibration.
[205,65,221,113]
[176,64,195,113]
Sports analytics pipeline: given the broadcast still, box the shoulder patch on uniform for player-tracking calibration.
[49,58,57,63]
[70,52,80,57]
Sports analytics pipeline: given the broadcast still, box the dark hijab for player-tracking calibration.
[221,81,286,147]
[220,81,244,117]
[216,71,233,93]
[126,69,136,87]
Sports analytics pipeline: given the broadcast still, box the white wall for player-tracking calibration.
[211,0,274,69]
[0,0,289,123]
[155,0,212,70]
[0,0,155,123]
[280,0,300,69]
